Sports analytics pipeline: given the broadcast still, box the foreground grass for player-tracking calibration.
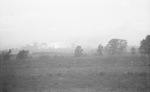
[2,72,150,92]
[1,55,150,92]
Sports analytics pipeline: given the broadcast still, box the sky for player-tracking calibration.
[0,0,150,49]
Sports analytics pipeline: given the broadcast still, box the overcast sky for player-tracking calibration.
[0,0,150,49]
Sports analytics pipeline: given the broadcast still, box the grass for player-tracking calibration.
[1,54,150,92]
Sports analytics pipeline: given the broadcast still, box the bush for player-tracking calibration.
[16,50,29,59]
[0,49,11,60]
[74,46,83,57]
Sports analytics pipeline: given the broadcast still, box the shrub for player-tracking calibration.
[74,46,83,57]
[17,50,29,59]
[0,49,11,60]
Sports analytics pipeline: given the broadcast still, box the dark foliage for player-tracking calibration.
[0,49,11,60]
[139,35,150,55]
[16,50,29,59]
[105,39,127,55]
[139,35,150,63]
[74,46,83,57]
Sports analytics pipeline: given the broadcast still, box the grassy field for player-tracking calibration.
[1,55,150,92]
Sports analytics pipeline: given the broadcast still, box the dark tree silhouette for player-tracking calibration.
[139,35,150,61]
[97,44,103,55]
[105,39,127,55]
[74,46,83,57]
[17,50,29,59]
[131,47,136,54]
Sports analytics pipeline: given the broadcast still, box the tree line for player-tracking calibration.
[0,35,150,61]
[74,35,150,58]
[0,50,29,60]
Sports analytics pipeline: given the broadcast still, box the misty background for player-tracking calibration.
[0,0,150,50]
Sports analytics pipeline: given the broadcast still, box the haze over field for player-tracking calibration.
[0,0,150,49]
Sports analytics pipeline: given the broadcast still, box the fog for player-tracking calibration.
[0,0,150,49]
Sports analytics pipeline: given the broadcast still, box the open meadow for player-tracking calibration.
[1,55,150,92]
[1,0,150,92]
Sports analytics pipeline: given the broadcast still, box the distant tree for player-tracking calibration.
[0,49,12,60]
[97,44,103,55]
[131,47,136,54]
[139,39,147,54]
[104,39,127,55]
[139,35,150,61]
[17,50,29,59]
[74,46,83,57]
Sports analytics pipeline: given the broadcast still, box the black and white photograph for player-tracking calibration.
[0,0,150,92]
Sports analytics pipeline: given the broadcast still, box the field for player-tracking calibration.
[1,55,150,92]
